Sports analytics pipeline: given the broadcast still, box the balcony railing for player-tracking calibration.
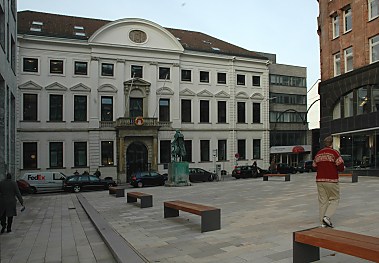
[93,119,171,128]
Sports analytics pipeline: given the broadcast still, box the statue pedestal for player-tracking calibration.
[166,162,190,187]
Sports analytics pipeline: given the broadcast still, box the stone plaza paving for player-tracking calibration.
[1,173,379,262]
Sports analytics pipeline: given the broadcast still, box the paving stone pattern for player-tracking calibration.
[1,174,379,262]
[82,174,379,263]
[0,193,116,263]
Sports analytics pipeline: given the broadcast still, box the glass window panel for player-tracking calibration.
[344,92,354,117]
[160,140,171,163]
[101,96,113,121]
[49,142,63,168]
[218,140,227,161]
[74,95,87,121]
[200,140,210,161]
[131,65,143,78]
[183,140,192,162]
[200,71,209,83]
[200,100,209,123]
[23,142,37,169]
[74,61,87,75]
[50,60,63,74]
[129,98,143,118]
[237,139,246,160]
[253,139,261,159]
[181,99,191,122]
[74,142,87,167]
[49,95,63,121]
[23,58,38,72]
[217,73,226,84]
[101,63,114,76]
[159,99,170,122]
[218,101,226,123]
[101,141,114,166]
[23,94,37,121]
[181,69,191,81]
[159,67,170,80]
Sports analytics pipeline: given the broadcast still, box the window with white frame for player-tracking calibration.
[334,52,341,76]
[101,141,114,166]
[217,72,227,84]
[332,15,340,38]
[49,142,63,168]
[200,71,210,83]
[74,142,87,167]
[159,98,170,122]
[200,100,209,123]
[200,140,210,161]
[23,142,37,169]
[237,139,246,160]
[181,99,191,123]
[344,47,353,72]
[183,140,192,162]
[344,7,352,33]
[253,139,261,159]
[368,0,379,20]
[23,94,38,121]
[74,95,87,121]
[370,35,379,63]
[49,94,63,121]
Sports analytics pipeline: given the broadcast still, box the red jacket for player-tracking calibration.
[313,146,345,182]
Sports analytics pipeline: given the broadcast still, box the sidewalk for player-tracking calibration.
[0,193,116,263]
[1,173,379,262]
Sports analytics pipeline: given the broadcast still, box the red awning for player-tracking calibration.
[292,146,305,153]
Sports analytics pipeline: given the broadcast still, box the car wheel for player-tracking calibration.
[137,181,143,188]
[73,185,81,193]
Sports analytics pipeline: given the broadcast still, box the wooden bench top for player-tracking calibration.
[295,227,379,262]
[108,186,125,190]
[339,173,353,176]
[164,200,219,216]
[127,191,151,197]
[264,173,289,176]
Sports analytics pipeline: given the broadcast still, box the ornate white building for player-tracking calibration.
[17,11,271,182]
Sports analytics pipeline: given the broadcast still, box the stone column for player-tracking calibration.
[152,136,158,171]
[118,136,126,183]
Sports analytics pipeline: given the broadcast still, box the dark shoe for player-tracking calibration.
[323,216,333,228]
[6,229,11,233]
[0,227,5,234]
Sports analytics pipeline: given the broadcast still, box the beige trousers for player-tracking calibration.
[316,182,340,223]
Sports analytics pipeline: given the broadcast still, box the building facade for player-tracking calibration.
[261,54,309,167]
[17,11,271,182]
[317,0,379,174]
[0,0,17,180]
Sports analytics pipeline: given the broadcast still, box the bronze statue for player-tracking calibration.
[171,130,186,162]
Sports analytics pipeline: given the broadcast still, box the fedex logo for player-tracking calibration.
[27,174,45,180]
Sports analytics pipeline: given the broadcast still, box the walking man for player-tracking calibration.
[313,136,345,228]
[0,173,24,233]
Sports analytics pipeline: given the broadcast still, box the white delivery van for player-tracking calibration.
[20,172,66,193]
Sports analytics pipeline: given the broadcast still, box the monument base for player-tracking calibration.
[166,162,190,187]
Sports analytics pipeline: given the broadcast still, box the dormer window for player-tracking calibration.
[74,26,86,37]
[30,21,43,32]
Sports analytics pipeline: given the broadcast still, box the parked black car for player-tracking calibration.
[269,163,297,174]
[188,168,215,182]
[232,165,265,179]
[63,174,117,193]
[296,160,316,173]
[130,171,167,188]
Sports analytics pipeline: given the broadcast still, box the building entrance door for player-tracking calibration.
[126,142,148,182]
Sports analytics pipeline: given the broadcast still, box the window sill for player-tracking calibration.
[199,161,212,163]
[47,121,66,123]
[71,121,89,123]
[21,120,40,122]
[47,167,66,170]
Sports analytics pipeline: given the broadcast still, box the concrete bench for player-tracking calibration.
[263,173,290,181]
[339,173,358,183]
[127,192,153,208]
[164,200,220,233]
[108,186,125,197]
[293,227,379,263]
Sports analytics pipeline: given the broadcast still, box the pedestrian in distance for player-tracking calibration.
[0,173,25,234]
[74,170,79,175]
[94,169,101,178]
[312,136,345,228]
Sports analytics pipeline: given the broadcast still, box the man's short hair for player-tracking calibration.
[324,136,333,146]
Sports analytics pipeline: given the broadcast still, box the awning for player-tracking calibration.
[292,145,305,153]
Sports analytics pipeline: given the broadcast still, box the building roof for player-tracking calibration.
[18,10,267,60]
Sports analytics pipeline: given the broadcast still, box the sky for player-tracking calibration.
[17,0,321,88]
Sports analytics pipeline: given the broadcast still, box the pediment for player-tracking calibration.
[18,81,42,90]
[179,88,196,96]
[70,83,91,92]
[250,93,264,100]
[156,86,174,95]
[45,82,67,91]
[215,91,230,98]
[236,91,249,99]
[124,77,151,87]
[197,89,213,97]
[98,84,118,93]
